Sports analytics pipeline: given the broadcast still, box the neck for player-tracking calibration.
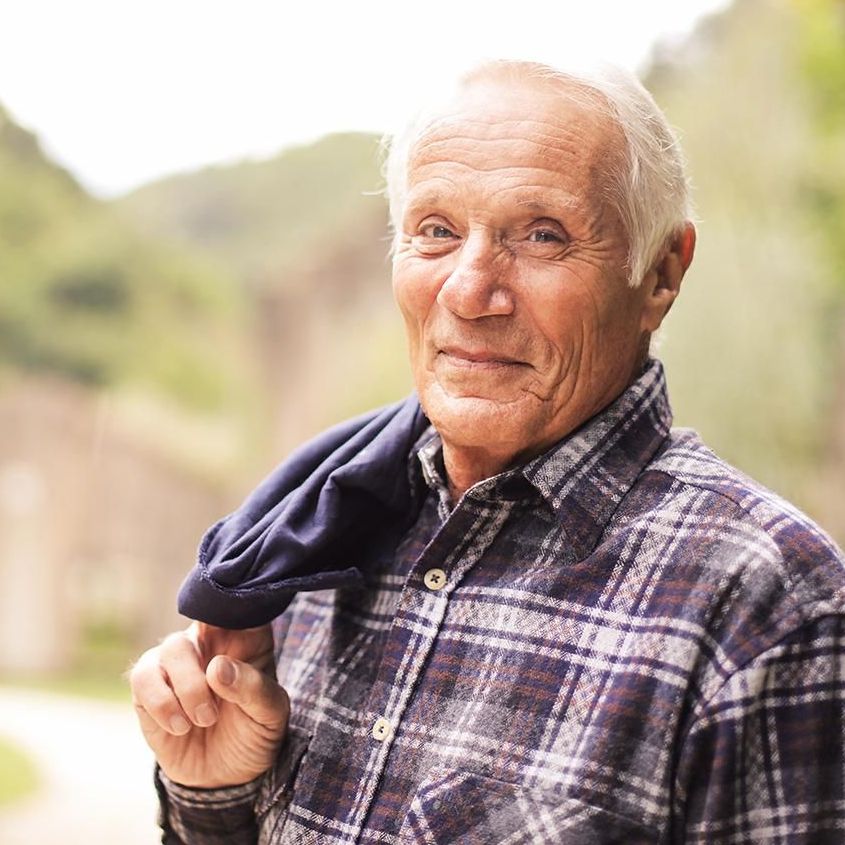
[438,357,654,501]
[441,442,520,501]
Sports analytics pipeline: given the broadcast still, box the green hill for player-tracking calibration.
[645,0,845,523]
[102,0,845,537]
[116,132,388,292]
[116,132,410,442]
[0,105,249,410]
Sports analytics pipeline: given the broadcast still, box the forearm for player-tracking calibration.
[155,767,261,845]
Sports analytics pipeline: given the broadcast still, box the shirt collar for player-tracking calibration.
[521,357,672,559]
[411,427,454,522]
[410,358,673,559]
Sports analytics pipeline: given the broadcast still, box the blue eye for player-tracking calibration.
[412,222,460,255]
[528,230,561,243]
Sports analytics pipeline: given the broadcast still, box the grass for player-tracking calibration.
[0,669,131,704]
[0,735,39,808]
[0,622,138,704]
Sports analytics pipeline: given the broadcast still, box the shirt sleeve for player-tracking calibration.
[673,613,845,844]
[155,767,261,845]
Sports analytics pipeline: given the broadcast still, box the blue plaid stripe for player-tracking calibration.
[159,360,845,843]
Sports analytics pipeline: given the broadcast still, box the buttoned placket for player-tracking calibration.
[340,490,518,844]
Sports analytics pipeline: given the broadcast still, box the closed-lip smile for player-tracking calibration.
[438,346,524,367]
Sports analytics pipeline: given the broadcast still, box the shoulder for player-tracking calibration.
[610,428,845,690]
[647,428,845,610]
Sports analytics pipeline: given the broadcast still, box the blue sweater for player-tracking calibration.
[178,396,429,628]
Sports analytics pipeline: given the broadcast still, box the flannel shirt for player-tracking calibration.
[158,360,845,844]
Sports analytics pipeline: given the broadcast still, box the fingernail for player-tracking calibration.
[170,715,191,735]
[195,703,218,727]
[218,658,237,686]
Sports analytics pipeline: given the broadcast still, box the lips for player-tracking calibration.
[438,346,524,368]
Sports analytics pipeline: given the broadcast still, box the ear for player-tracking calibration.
[640,222,696,333]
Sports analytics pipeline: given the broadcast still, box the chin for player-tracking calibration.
[421,389,537,452]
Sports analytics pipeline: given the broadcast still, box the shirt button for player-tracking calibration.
[423,568,447,591]
[372,717,393,741]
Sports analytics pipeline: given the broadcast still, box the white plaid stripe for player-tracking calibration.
[157,361,845,844]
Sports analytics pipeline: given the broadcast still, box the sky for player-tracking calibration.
[1,0,730,197]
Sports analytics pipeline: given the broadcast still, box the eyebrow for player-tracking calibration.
[403,192,583,216]
[401,190,448,219]
[514,197,582,214]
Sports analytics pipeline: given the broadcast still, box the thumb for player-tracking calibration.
[206,655,290,731]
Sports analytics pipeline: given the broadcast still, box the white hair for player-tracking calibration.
[384,59,693,287]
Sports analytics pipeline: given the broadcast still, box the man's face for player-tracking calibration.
[392,77,656,464]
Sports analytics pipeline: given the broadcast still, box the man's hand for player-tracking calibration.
[129,622,289,788]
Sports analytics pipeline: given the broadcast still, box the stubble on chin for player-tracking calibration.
[420,379,547,453]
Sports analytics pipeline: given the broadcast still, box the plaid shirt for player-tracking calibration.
[158,360,845,844]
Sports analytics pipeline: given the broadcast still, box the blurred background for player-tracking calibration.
[0,0,843,840]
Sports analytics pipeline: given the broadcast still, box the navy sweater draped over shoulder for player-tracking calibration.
[178,397,429,629]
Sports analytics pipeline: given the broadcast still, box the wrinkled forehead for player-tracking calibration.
[406,74,626,186]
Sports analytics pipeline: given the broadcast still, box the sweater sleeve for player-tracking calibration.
[673,613,845,844]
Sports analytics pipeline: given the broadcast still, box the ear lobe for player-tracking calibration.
[640,222,696,333]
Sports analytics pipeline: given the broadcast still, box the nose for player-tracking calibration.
[436,231,514,319]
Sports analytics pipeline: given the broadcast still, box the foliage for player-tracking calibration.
[0,105,250,411]
[117,132,388,291]
[117,130,406,436]
[2,0,843,537]
[795,0,845,286]
[0,735,39,808]
[0,674,130,704]
[796,0,845,130]
[0,618,135,704]
[114,2,845,531]
[646,0,844,519]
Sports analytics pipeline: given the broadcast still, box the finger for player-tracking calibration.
[133,701,167,744]
[206,655,290,732]
[159,631,219,728]
[129,649,193,737]
[194,622,275,669]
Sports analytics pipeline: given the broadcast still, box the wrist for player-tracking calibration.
[158,766,264,796]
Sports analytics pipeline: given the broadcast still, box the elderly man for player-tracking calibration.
[131,60,845,844]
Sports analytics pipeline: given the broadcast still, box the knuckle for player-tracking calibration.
[128,653,161,691]
[159,630,193,656]
[141,690,176,721]
[173,676,213,709]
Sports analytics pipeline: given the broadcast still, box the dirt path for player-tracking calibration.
[0,687,161,844]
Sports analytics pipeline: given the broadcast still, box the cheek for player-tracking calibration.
[522,285,589,354]
[529,266,621,334]
[515,283,622,381]
[393,261,442,329]
[392,264,436,369]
